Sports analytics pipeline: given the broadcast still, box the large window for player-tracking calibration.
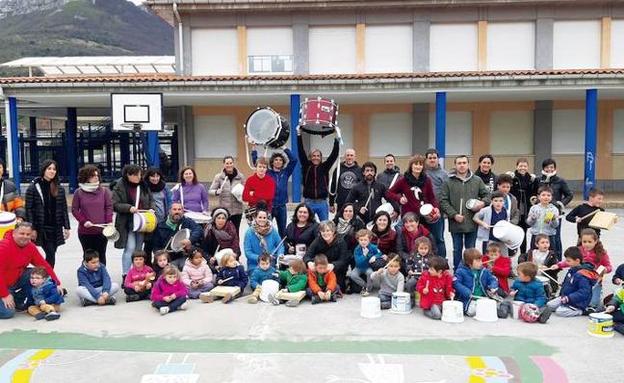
[489,110,534,155]
[487,22,535,70]
[194,115,237,158]
[611,20,624,68]
[613,109,624,153]
[191,28,238,75]
[369,113,412,156]
[365,25,413,73]
[430,23,478,72]
[309,26,356,74]
[552,109,584,154]
[428,111,473,155]
[553,20,601,69]
[247,27,293,74]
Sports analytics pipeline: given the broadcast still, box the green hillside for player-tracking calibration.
[0,0,173,76]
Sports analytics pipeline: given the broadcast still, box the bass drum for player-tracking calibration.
[245,107,290,149]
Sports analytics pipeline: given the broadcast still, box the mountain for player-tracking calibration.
[0,0,173,76]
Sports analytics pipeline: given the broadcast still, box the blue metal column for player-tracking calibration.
[290,94,301,202]
[66,108,78,193]
[435,92,447,167]
[584,89,598,200]
[145,131,160,168]
[6,97,20,188]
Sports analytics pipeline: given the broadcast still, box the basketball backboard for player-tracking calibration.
[111,93,163,131]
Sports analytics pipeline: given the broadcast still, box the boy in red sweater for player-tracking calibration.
[243,158,276,211]
[482,242,512,293]
[417,256,454,320]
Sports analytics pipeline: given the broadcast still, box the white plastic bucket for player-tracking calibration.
[492,220,524,250]
[419,204,440,224]
[390,292,412,314]
[361,297,382,319]
[260,279,279,303]
[475,298,498,322]
[512,301,524,320]
[441,300,464,323]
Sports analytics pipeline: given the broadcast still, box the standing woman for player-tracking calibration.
[112,164,155,276]
[172,166,208,214]
[144,167,171,224]
[285,203,319,255]
[210,156,245,232]
[71,165,113,265]
[475,154,497,193]
[509,158,538,253]
[25,159,70,268]
[387,155,439,218]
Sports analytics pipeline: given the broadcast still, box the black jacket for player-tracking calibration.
[25,177,70,247]
[304,236,351,275]
[346,180,397,223]
[509,171,538,217]
[112,180,155,249]
[537,173,573,210]
[297,135,340,200]
[285,221,319,252]
[151,217,203,260]
[329,162,362,208]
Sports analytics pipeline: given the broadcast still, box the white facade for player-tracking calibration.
[247,27,294,73]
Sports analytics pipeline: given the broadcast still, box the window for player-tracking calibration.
[369,113,412,156]
[428,111,473,155]
[489,110,534,155]
[611,20,624,67]
[247,27,294,74]
[552,109,584,154]
[430,23,478,72]
[194,115,237,158]
[487,22,535,70]
[309,26,356,74]
[191,28,238,75]
[553,20,601,69]
[365,25,413,73]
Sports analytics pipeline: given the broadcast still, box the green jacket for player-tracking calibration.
[279,270,308,293]
[439,169,491,233]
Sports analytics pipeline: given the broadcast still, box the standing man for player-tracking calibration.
[329,148,361,214]
[297,127,340,221]
[425,149,449,258]
[439,155,491,270]
[376,154,401,189]
[346,162,396,223]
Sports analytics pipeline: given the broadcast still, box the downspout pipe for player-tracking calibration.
[173,2,184,74]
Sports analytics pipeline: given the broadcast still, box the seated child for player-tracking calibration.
[613,263,624,287]
[307,254,339,304]
[482,242,511,293]
[474,191,513,256]
[605,288,624,336]
[150,265,189,315]
[405,237,436,298]
[181,248,215,299]
[369,255,404,310]
[200,251,248,304]
[417,256,454,320]
[546,247,598,317]
[348,229,382,296]
[510,262,552,323]
[27,267,63,321]
[268,259,308,307]
[248,254,278,304]
[124,251,156,302]
[153,250,170,280]
[518,234,559,297]
[526,186,559,251]
[453,249,509,317]
[76,249,119,306]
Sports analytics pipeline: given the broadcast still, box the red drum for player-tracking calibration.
[419,204,440,224]
[299,97,338,134]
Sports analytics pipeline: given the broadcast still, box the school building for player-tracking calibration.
[2,0,624,198]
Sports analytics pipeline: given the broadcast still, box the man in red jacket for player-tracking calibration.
[243,158,276,211]
[0,222,62,319]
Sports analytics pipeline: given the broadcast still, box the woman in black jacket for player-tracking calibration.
[332,203,365,252]
[25,159,70,268]
[304,220,351,291]
[509,158,538,253]
[475,154,497,193]
[285,203,319,255]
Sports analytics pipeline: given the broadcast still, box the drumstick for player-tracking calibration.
[269,236,289,259]
[363,191,374,210]
[459,198,464,216]
[219,276,234,284]
[538,269,562,286]
[91,224,111,228]
[383,254,400,269]
[579,209,601,221]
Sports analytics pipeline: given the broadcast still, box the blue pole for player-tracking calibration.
[8,97,20,189]
[66,108,78,193]
[146,131,160,168]
[584,89,598,200]
[290,94,301,203]
[435,92,447,167]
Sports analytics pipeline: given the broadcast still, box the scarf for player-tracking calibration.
[403,171,426,188]
[79,182,99,193]
[253,221,272,254]
[225,168,238,182]
[541,170,557,182]
[209,221,234,243]
[402,226,421,254]
[148,180,166,193]
[336,217,352,235]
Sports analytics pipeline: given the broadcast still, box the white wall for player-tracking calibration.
[552,109,585,154]
[487,22,535,70]
[191,28,238,75]
[553,20,601,69]
[489,110,534,155]
[247,27,293,56]
[429,23,478,72]
[369,113,412,156]
[611,20,624,67]
[310,114,353,155]
[194,115,237,158]
[309,26,356,74]
[428,111,473,155]
[613,109,624,153]
[365,25,413,73]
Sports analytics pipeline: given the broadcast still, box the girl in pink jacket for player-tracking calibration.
[123,252,155,302]
[181,248,215,299]
[150,265,189,315]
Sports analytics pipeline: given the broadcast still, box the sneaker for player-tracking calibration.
[329,293,337,302]
[179,301,190,310]
[62,288,68,297]
[583,306,597,316]
[267,293,280,306]
[126,294,141,303]
[360,289,370,297]
[247,295,259,304]
[106,296,117,305]
[45,311,60,321]
[82,299,96,307]
[222,293,234,304]
[199,293,214,303]
[34,312,46,321]
[538,306,553,324]
[159,306,170,315]
[311,296,321,305]
[285,300,300,308]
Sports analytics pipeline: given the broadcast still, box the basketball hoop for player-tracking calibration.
[111,93,163,131]
[120,123,144,132]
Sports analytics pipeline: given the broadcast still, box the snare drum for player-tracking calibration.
[245,107,290,149]
[299,97,338,134]
[419,204,440,224]
[133,211,157,233]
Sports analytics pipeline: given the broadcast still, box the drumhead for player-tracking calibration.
[171,229,191,252]
[246,108,280,145]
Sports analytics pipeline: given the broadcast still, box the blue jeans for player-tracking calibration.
[591,282,603,308]
[427,218,447,258]
[0,268,33,319]
[306,199,329,221]
[122,231,144,275]
[553,222,563,260]
[272,205,288,238]
[451,231,477,270]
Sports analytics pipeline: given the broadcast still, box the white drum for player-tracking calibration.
[475,298,498,322]
[260,280,280,303]
[465,199,480,211]
[441,300,464,323]
[360,297,382,319]
[492,220,524,250]
[390,292,412,314]
[376,203,394,215]
[231,183,244,203]
[295,244,306,258]
[214,248,234,266]
[184,211,212,224]
[245,107,290,149]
